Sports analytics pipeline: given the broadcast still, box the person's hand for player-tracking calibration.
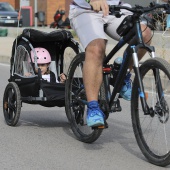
[90,0,109,16]
[60,73,66,83]
[24,72,32,77]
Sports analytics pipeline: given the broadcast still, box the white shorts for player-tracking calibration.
[69,3,133,49]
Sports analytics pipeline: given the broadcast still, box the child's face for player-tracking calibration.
[36,63,49,75]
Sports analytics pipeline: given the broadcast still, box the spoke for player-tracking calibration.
[8,109,13,120]
[163,123,168,153]
[151,76,155,108]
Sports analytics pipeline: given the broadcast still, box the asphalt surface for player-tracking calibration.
[0,63,169,170]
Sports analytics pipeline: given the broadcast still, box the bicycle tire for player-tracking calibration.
[131,57,170,166]
[3,82,21,126]
[65,53,103,143]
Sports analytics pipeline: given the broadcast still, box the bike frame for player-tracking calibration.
[75,3,169,115]
[102,12,156,114]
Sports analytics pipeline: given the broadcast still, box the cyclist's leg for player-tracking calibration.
[105,14,133,101]
[85,39,106,127]
[84,39,105,102]
[69,9,107,127]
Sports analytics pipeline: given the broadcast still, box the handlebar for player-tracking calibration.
[109,2,170,17]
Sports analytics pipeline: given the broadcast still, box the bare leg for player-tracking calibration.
[83,39,106,102]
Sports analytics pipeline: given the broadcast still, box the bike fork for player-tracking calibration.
[131,46,150,114]
[146,50,165,105]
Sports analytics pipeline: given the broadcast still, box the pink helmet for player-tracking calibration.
[30,47,51,64]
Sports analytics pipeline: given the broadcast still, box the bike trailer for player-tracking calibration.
[3,28,80,126]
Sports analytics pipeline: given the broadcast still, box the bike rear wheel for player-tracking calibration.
[65,53,103,143]
[131,58,170,166]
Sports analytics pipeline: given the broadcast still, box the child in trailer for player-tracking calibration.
[25,47,66,83]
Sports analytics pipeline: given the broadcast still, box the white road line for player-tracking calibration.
[0,63,10,66]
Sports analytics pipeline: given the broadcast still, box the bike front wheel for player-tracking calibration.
[131,57,170,166]
[65,53,103,143]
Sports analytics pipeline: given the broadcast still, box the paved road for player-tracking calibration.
[0,63,169,170]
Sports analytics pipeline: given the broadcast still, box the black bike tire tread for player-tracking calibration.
[3,82,21,126]
[65,53,103,143]
[131,57,170,166]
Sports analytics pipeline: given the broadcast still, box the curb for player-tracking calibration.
[0,55,10,64]
[0,28,170,65]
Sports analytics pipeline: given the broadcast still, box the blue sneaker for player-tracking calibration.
[87,101,104,127]
[120,72,132,101]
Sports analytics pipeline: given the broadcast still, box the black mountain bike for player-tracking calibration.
[65,2,170,167]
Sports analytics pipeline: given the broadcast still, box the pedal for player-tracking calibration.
[98,125,105,129]
[111,99,122,112]
[92,120,108,129]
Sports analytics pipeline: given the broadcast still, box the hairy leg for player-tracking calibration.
[83,39,106,102]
